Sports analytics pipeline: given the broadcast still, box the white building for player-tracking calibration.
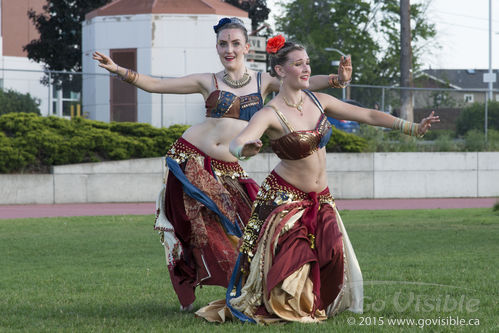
[82,0,250,127]
[0,0,52,116]
[0,0,82,117]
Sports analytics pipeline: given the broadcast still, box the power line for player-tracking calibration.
[438,20,499,33]
[433,9,499,24]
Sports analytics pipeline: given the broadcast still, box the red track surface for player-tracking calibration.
[0,198,497,219]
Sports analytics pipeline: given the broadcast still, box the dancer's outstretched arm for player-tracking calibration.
[318,92,440,136]
[92,51,211,96]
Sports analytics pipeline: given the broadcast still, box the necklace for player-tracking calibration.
[222,68,252,88]
[283,94,304,114]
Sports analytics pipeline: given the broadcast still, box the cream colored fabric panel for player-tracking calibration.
[267,264,327,323]
[326,207,364,316]
[195,299,231,323]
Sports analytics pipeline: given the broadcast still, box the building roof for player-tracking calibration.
[86,0,248,20]
[421,69,498,90]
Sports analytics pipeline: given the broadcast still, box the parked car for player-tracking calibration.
[327,99,362,133]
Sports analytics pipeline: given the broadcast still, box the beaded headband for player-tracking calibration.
[213,17,246,34]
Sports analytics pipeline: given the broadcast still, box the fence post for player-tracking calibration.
[47,71,52,116]
[381,87,385,112]
[484,92,488,147]
[161,92,164,128]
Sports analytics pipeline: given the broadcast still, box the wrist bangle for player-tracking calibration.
[119,68,139,84]
[328,74,350,88]
[392,118,423,138]
[232,144,250,161]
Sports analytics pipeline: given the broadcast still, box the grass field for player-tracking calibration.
[1,208,498,332]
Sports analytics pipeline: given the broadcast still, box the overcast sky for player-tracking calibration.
[267,0,499,70]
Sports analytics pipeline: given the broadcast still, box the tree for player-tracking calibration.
[400,0,413,121]
[24,0,112,90]
[371,0,436,84]
[275,0,436,105]
[276,0,379,84]
[224,0,270,33]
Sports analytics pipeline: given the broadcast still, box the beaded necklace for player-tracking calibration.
[222,68,252,88]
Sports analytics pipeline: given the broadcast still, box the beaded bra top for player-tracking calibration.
[269,90,332,160]
[205,72,263,121]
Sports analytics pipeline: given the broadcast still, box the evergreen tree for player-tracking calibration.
[24,0,112,90]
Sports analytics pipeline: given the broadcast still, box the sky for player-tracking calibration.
[267,0,499,70]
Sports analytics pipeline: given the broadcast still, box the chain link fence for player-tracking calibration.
[1,68,498,137]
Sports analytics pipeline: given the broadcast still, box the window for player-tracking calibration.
[52,86,81,117]
[496,94,499,102]
[464,94,474,103]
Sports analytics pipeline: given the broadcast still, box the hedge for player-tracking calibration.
[455,101,499,136]
[0,113,188,173]
[326,128,368,152]
[0,113,367,173]
[0,89,40,116]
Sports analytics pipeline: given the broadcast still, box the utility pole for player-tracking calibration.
[400,0,413,121]
[487,0,494,101]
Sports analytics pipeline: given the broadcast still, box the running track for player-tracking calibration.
[0,198,497,219]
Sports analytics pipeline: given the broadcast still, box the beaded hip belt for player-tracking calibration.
[255,171,334,206]
[166,137,249,179]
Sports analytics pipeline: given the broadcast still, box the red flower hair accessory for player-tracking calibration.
[266,35,286,54]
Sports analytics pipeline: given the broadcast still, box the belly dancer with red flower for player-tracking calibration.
[196,35,439,323]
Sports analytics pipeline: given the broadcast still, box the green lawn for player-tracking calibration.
[1,209,497,332]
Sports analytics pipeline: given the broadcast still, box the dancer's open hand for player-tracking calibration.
[418,111,440,136]
[92,51,118,73]
[338,55,352,83]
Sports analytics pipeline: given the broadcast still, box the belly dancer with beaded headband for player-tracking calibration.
[92,18,353,311]
[196,35,439,324]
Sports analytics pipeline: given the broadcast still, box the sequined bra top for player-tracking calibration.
[269,90,332,160]
[205,72,263,121]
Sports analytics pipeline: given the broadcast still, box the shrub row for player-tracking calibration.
[0,89,40,116]
[357,123,499,152]
[0,113,188,173]
[0,113,367,173]
[455,101,499,135]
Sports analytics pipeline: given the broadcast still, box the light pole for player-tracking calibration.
[484,0,495,144]
[325,48,347,100]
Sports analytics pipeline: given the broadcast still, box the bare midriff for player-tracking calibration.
[273,149,329,193]
[181,117,248,162]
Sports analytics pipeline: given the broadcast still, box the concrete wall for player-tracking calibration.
[1,152,498,205]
